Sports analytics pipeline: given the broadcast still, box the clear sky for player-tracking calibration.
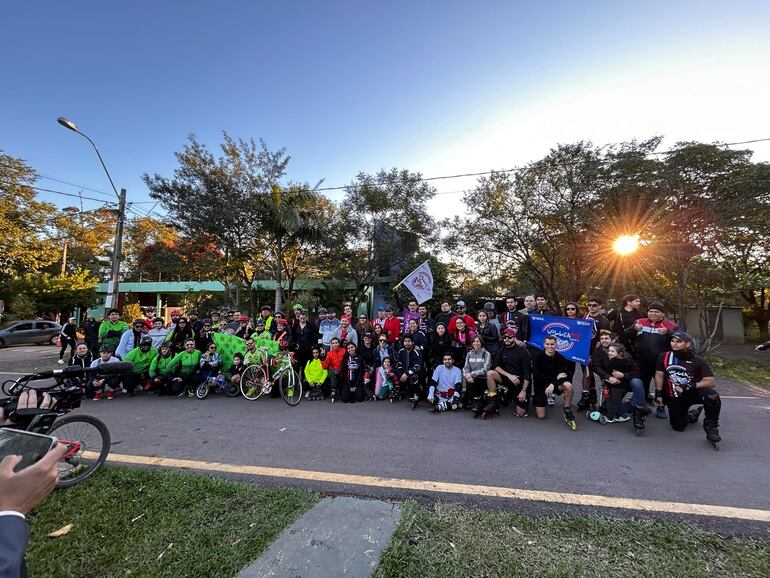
[2,0,769,220]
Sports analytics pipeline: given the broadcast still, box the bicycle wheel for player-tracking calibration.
[224,381,240,397]
[47,414,111,488]
[240,365,267,401]
[279,369,302,406]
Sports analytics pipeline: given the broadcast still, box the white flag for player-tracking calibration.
[401,260,434,304]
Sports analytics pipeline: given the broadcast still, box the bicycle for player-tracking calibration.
[1,362,131,488]
[240,349,303,406]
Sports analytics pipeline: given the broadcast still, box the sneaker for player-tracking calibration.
[513,411,529,418]
[547,395,555,407]
[107,391,116,399]
[177,391,187,398]
[93,392,102,401]
[656,405,667,419]
[121,388,128,395]
[57,359,65,364]
[614,415,631,423]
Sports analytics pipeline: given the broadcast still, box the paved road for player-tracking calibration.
[2,345,769,526]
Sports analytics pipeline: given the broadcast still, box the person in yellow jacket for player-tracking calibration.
[304,346,328,400]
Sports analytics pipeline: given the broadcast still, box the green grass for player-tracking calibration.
[27,466,317,578]
[709,355,770,390]
[374,502,770,578]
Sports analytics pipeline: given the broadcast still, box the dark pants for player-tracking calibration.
[665,388,721,431]
[170,373,203,395]
[59,337,77,360]
[637,358,657,398]
[123,372,150,394]
[86,375,121,397]
[85,338,99,357]
[340,380,366,403]
[152,375,172,395]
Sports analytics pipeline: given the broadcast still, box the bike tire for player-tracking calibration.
[279,369,302,406]
[47,414,111,489]
[224,382,240,397]
[240,365,267,401]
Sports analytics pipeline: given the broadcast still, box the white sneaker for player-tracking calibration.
[57,359,65,364]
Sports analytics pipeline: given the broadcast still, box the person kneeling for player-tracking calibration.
[340,343,366,403]
[88,345,123,400]
[428,353,462,412]
[304,346,328,400]
[531,336,574,421]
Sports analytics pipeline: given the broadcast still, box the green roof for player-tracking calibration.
[96,279,359,293]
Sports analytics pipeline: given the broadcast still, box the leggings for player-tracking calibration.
[59,337,77,360]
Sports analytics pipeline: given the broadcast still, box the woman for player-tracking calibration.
[476,310,500,357]
[463,335,491,406]
[561,302,580,387]
[167,338,203,396]
[166,316,194,353]
[358,332,377,397]
[340,342,366,403]
[405,318,428,356]
[354,314,373,338]
[428,322,452,372]
[372,323,384,341]
[373,334,393,368]
[449,317,475,370]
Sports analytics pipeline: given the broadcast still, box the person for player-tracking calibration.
[634,301,678,412]
[607,293,644,353]
[226,310,241,333]
[209,310,225,332]
[498,296,528,343]
[289,303,304,332]
[165,316,194,353]
[167,310,181,330]
[321,337,346,400]
[199,341,224,391]
[148,317,169,349]
[88,344,123,400]
[522,295,536,314]
[168,339,203,397]
[448,301,477,333]
[483,302,500,330]
[358,332,376,368]
[395,334,424,402]
[68,342,94,392]
[434,300,456,328]
[428,322,452,372]
[0,443,69,578]
[122,337,157,395]
[292,310,318,370]
[401,299,421,333]
[304,346,328,400]
[98,308,129,350]
[405,318,428,356]
[331,314,358,349]
[188,310,203,335]
[476,309,500,357]
[149,342,175,395]
[227,352,247,391]
[354,314,373,338]
[56,316,78,364]
[589,329,614,389]
[655,330,721,443]
[80,315,101,356]
[234,315,253,339]
[318,308,340,352]
[243,338,265,367]
[342,303,355,322]
[605,343,647,424]
[340,342,366,403]
[428,352,462,411]
[577,298,611,412]
[534,293,555,315]
[463,335,491,406]
[195,318,215,351]
[449,316,475,369]
[373,334,394,368]
[258,305,275,334]
[417,304,434,335]
[116,319,148,359]
[486,328,531,417]
[375,356,398,399]
[531,336,575,421]
[383,306,400,345]
[372,305,387,330]
[561,302,580,391]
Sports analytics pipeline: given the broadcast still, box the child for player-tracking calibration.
[304,346,328,400]
[228,352,247,389]
[375,356,397,400]
[321,337,345,400]
[88,345,122,400]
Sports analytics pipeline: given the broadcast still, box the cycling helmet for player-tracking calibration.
[140,337,153,346]
[292,303,303,311]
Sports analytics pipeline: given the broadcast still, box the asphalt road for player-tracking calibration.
[3,343,769,530]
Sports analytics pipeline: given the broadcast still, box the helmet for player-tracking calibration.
[140,337,153,346]
[292,304,304,311]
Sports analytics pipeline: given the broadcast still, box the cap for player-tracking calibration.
[170,310,181,316]
[648,301,666,313]
[255,319,266,327]
[99,344,115,353]
[456,300,466,307]
[276,318,287,326]
[384,305,394,312]
[502,327,517,337]
[153,317,164,324]
[260,305,272,312]
[484,302,495,310]
[671,330,692,342]
[377,305,385,311]
[318,307,327,313]
[239,315,250,322]
[140,337,153,346]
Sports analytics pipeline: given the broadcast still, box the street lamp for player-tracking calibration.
[57,116,127,310]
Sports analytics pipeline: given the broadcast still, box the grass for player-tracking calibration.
[374,502,770,578]
[27,466,317,578]
[709,355,770,390]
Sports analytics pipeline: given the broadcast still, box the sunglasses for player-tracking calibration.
[503,335,515,340]
[566,307,577,311]
[209,347,217,351]
[588,303,599,307]
[185,343,195,347]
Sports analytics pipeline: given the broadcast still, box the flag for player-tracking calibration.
[528,314,594,364]
[212,332,247,372]
[399,260,434,304]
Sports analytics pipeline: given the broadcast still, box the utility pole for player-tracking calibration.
[60,241,68,276]
[105,188,126,310]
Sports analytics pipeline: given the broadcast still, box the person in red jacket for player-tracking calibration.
[383,305,401,345]
[448,300,477,334]
[321,337,346,400]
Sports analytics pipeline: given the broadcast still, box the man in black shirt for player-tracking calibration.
[531,336,575,422]
[498,295,528,340]
[606,293,643,353]
[486,328,531,416]
[655,331,721,445]
[434,300,456,328]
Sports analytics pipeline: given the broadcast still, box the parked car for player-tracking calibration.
[0,320,62,347]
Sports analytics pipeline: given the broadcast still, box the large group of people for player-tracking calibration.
[61,292,722,445]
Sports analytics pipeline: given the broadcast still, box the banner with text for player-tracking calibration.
[528,314,593,365]
[400,260,434,304]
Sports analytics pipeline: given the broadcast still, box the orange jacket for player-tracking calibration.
[322,347,346,371]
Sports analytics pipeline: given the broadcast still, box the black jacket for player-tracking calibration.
[492,345,531,382]
[532,350,570,385]
[395,347,423,378]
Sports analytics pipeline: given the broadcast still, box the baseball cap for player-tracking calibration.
[484,302,495,310]
[648,301,666,313]
[384,305,394,312]
[456,300,466,308]
[502,327,517,337]
[377,305,385,311]
[671,330,692,342]
[255,319,266,327]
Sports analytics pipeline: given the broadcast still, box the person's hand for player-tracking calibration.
[427,395,434,403]
[634,322,643,332]
[608,377,619,385]
[674,385,683,394]
[400,374,407,383]
[611,370,624,379]
[657,327,668,335]
[0,444,68,515]
[463,373,473,383]
[510,375,521,386]
[545,384,554,397]
[517,389,527,401]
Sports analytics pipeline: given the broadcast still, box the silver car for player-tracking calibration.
[0,320,62,347]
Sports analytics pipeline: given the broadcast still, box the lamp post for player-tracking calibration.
[57,117,126,310]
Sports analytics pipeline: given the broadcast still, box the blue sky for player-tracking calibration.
[2,0,769,219]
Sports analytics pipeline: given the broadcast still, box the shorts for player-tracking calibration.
[498,374,524,398]
[532,379,567,408]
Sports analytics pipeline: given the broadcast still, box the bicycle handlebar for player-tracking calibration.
[25,362,134,382]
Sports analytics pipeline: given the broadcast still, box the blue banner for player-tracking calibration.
[528,314,593,364]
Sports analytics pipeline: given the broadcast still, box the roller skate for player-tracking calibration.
[577,391,591,412]
[563,406,577,430]
[431,399,447,413]
[587,410,607,424]
[688,405,703,424]
[704,419,721,451]
[330,386,336,404]
[632,406,646,436]
[479,393,500,420]
[410,393,421,410]
[470,396,484,418]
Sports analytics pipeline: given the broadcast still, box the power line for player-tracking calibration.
[11,184,116,204]
[37,174,113,198]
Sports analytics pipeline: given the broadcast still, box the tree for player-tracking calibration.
[50,206,116,277]
[0,151,58,278]
[0,269,98,318]
[123,215,180,280]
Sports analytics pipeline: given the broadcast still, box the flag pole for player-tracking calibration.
[392,259,429,291]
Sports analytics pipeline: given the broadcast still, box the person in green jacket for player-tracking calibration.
[167,338,203,396]
[304,346,328,400]
[98,308,129,349]
[149,342,175,396]
[122,337,157,395]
